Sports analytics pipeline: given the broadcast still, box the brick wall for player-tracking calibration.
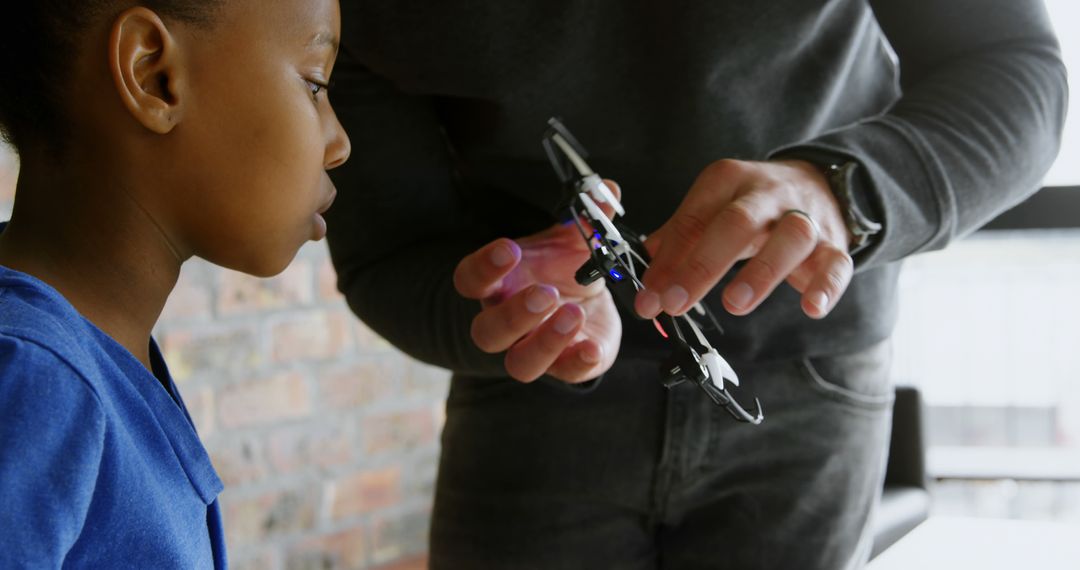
[0,146,14,220]
[1,145,444,569]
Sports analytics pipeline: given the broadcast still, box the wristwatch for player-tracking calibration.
[822,160,883,255]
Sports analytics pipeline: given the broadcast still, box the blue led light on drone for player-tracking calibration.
[609,268,625,281]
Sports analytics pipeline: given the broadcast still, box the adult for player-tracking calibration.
[326,1,1066,568]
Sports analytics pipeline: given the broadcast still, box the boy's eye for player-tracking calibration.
[305,78,331,99]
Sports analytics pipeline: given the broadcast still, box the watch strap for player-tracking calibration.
[824,161,883,254]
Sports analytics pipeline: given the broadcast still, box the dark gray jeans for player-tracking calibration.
[430,341,894,569]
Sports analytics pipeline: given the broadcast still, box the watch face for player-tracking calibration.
[830,161,882,238]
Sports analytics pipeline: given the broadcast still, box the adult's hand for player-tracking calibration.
[635,159,854,320]
[453,183,622,383]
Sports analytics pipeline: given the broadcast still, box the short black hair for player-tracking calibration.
[0,1,223,153]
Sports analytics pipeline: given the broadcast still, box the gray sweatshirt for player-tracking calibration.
[326,0,1067,376]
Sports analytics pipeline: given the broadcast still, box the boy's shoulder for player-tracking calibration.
[0,266,105,402]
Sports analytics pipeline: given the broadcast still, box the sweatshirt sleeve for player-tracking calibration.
[775,0,1068,269]
[0,336,106,566]
[324,52,507,377]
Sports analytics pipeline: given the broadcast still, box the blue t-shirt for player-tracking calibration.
[0,263,226,568]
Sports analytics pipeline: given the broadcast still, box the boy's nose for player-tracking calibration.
[324,111,351,170]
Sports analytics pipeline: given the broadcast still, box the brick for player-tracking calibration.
[362,409,437,456]
[271,310,351,363]
[371,555,429,570]
[218,372,312,429]
[223,485,320,546]
[182,385,216,437]
[400,361,451,400]
[286,527,367,570]
[267,424,354,475]
[353,319,393,351]
[207,437,267,486]
[0,145,16,205]
[402,456,439,501]
[159,324,261,382]
[294,239,329,261]
[228,550,281,570]
[218,262,314,316]
[317,358,404,411]
[433,401,446,433]
[159,261,213,322]
[329,466,403,520]
[318,255,345,302]
[371,510,431,565]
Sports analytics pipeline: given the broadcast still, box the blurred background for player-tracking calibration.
[0,1,1076,568]
[892,0,1080,524]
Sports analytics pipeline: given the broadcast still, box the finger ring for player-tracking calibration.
[782,209,819,234]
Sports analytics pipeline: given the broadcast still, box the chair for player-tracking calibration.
[870,385,931,559]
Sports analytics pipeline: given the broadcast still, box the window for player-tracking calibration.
[1044,0,1079,187]
[891,0,1080,522]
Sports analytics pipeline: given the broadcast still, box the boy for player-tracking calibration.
[0,0,350,567]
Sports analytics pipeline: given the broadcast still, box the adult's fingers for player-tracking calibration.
[470,284,559,353]
[633,161,746,317]
[545,340,605,384]
[454,238,521,300]
[796,245,854,319]
[503,303,586,382]
[641,192,774,317]
[722,210,819,316]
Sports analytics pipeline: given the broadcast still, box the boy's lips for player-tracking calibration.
[317,188,337,215]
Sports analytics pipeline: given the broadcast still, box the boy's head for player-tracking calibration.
[0,0,351,276]
[0,2,217,151]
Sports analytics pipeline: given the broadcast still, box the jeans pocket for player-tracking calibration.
[797,340,894,410]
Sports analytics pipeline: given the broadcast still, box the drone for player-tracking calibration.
[542,117,764,425]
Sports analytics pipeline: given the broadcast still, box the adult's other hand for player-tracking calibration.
[453,182,623,383]
[635,159,854,320]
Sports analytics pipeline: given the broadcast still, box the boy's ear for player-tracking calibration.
[109,8,186,134]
